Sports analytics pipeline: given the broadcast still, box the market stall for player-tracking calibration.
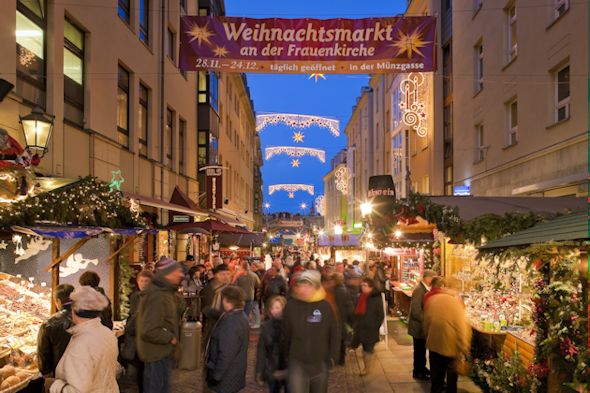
[470,212,588,393]
[0,177,149,391]
[317,234,364,263]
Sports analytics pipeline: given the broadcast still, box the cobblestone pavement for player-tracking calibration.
[120,318,481,393]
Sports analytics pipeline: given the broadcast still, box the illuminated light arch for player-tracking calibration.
[315,195,325,216]
[334,166,350,195]
[264,146,326,163]
[268,184,315,196]
[256,113,340,137]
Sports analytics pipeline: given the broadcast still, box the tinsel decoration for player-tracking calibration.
[265,146,326,163]
[256,113,340,137]
[268,184,315,196]
[0,176,147,228]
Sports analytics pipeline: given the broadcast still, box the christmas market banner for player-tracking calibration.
[180,16,437,74]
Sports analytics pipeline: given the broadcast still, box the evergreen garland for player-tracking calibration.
[0,176,147,228]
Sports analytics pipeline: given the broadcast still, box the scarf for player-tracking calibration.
[355,292,370,315]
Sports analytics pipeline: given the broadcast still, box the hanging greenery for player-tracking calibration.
[0,176,147,228]
[391,192,544,244]
[118,243,135,320]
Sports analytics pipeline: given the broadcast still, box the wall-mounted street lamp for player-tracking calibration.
[360,201,373,217]
[19,106,54,155]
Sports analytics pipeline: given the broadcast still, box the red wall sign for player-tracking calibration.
[206,167,223,210]
[180,16,437,74]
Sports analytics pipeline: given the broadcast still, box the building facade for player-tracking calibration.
[2,0,205,224]
[452,0,588,197]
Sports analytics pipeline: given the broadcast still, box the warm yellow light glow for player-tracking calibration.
[334,225,343,235]
[394,230,402,238]
[360,201,373,217]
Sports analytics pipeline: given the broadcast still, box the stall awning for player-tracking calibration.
[318,234,361,247]
[218,233,264,247]
[478,212,588,250]
[167,220,251,234]
[125,192,209,219]
[11,226,156,239]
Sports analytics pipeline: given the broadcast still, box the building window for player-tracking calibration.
[64,19,84,126]
[118,0,130,24]
[392,132,403,176]
[507,99,518,146]
[117,65,130,147]
[210,73,219,111]
[554,0,569,19]
[506,3,517,61]
[166,27,176,61]
[166,108,174,166]
[138,83,149,156]
[180,0,187,12]
[422,176,430,195]
[442,44,452,99]
[444,166,453,195]
[179,118,186,174]
[475,43,484,92]
[198,131,207,167]
[16,1,46,108]
[139,0,149,43]
[475,124,484,162]
[555,64,570,122]
[198,72,207,103]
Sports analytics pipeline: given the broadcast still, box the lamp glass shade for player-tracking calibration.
[20,107,54,151]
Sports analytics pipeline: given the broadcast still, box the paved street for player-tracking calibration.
[120,317,482,393]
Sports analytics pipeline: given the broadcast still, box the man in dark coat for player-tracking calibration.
[79,270,113,329]
[200,264,232,344]
[283,270,339,393]
[331,273,354,365]
[37,284,75,377]
[137,257,184,393]
[353,278,384,376]
[408,269,436,381]
[205,286,250,393]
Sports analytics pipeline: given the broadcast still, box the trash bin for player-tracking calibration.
[178,321,201,370]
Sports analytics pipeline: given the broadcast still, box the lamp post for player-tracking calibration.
[19,106,55,156]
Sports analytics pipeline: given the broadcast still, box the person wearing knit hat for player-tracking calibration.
[137,256,184,393]
[283,269,339,393]
[200,263,232,346]
[45,286,120,393]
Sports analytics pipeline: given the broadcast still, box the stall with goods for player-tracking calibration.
[0,177,149,392]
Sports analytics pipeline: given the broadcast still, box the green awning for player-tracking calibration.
[479,212,588,250]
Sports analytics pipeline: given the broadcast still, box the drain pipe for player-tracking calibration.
[159,0,166,226]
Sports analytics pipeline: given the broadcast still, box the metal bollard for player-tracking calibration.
[178,321,202,370]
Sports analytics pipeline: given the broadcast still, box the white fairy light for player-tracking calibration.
[334,166,350,195]
[314,195,325,216]
[256,113,340,137]
[268,184,315,196]
[265,146,326,163]
[399,72,428,138]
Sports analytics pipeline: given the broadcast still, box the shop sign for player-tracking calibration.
[206,167,223,210]
[453,185,471,196]
[172,215,190,223]
[180,16,437,74]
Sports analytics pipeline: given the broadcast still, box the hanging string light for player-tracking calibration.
[265,146,326,163]
[334,166,351,195]
[268,184,315,196]
[399,72,428,137]
[256,113,340,137]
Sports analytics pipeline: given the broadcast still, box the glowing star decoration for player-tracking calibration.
[186,22,214,46]
[0,240,7,250]
[212,45,229,58]
[288,192,295,199]
[315,195,325,216]
[264,147,326,163]
[334,166,351,195]
[309,74,326,82]
[256,113,340,137]
[291,159,300,168]
[390,27,431,59]
[109,170,125,192]
[399,72,428,137]
[268,184,314,196]
[292,132,305,143]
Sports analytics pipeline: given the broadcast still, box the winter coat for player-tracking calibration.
[263,275,287,301]
[200,280,227,343]
[236,271,260,301]
[121,291,141,361]
[423,292,472,359]
[136,274,181,363]
[255,319,287,382]
[333,284,354,328]
[37,307,73,376]
[205,309,250,393]
[49,318,119,393]
[408,282,429,339]
[353,292,384,345]
[283,288,340,368]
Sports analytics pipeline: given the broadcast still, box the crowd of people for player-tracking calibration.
[32,252,471,393]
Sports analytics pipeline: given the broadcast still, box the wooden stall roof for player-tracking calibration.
[479,212,588,250]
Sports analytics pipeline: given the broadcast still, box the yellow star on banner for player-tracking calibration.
[308,74,327,82]
[291,159,300,168]
[187,22,214,46]
[293,132,305,143]
[288,192,295,199]
[390,28,431,59]
[212,45,229,58]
